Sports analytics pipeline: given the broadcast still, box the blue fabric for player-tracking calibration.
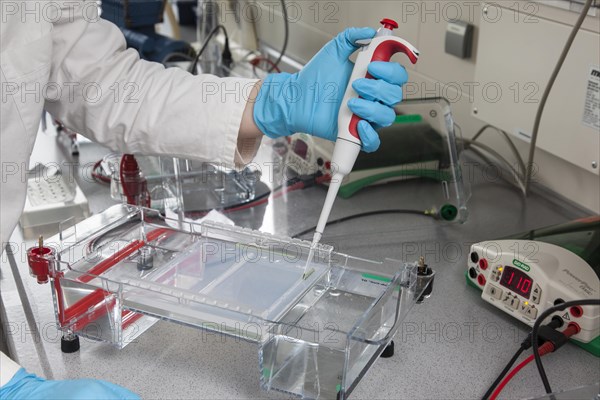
[253,28,409,153]
[0,368,140,399]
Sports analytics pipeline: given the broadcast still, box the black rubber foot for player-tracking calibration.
[61,335,80,353]
[380,341,394,358]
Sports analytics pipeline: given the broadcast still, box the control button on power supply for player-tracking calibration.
[519,303,537,319]
[532,284,542,304]
[503,294,519,310]
[519,303,528,315]
[486,284,503,300]
[526,306,538,319]
[490,266,502,282]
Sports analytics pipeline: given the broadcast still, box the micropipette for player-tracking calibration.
[303,19,420,279]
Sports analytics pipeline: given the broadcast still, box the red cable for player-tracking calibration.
[490,323,581,400]
[490,342,554,400]
[249,56,281,73]
[560,323,581,338]
[120,155,134,204]
[120,154,151,206]
[91,160,111,184]
[316,174,332,185]
[490,354,535,400]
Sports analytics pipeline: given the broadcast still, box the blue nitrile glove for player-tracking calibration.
[253,27,409,153]
[0,368,140,400]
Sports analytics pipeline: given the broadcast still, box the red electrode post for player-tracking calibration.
[380,18,398,30]
[27,236,53,284]
[120,154,150,207]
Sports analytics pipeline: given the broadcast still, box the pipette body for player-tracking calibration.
[303,19,420,278]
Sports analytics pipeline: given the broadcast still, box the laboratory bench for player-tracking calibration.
[1,136,598,400]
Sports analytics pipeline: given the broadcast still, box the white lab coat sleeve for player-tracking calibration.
[43,1,260,166]
[0,352,21,387]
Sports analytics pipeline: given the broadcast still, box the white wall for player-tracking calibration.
[227,0,600,212]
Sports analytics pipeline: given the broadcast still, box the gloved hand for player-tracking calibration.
[0,368,140,400]
[253,27,409,153]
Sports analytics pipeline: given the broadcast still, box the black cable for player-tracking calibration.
[161,51,195,65]
[525,0,594,194]
[532,299,600,394]
[481,346,526,400]
[293,209,431,238]
[481,316,563,400]
[188,24,229,74]
[269,0,289,72]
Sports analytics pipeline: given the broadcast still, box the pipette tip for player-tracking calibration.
[302,231,323,280]
[302,268,315,280]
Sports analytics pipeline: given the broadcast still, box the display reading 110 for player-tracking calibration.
[499,266,533,299]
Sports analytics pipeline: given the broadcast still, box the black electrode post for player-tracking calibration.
[380,256,435,360]
[417,256,434,303]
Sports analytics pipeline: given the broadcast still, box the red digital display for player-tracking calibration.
[499,266,533,299]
